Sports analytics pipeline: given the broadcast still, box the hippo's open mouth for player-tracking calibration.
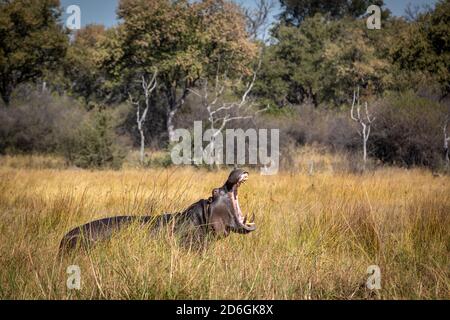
[229,171,256,233]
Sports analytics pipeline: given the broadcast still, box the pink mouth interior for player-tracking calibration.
[231,173,248,224]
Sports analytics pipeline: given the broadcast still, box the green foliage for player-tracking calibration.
[0,0,68,105]
[320,19,391,104]
[102,0,258,109]
[61,108,127,169]
[146,151,173,168]
[391,0,450,96]
[252,47,291,107]
[278,0,387,26]
[63,24,109,105]
[257,15,391,107]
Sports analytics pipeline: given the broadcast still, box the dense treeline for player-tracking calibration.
[0,0,449,170]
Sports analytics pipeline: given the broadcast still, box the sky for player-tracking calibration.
[60,0,439,28]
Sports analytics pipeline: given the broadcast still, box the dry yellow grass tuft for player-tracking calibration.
[0,158,449,299]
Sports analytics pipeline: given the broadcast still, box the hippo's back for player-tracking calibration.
[59,215,154,252]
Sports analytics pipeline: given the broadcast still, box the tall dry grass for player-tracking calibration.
[0,157,449,299]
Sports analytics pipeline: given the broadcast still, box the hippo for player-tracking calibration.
[59,169,256,253]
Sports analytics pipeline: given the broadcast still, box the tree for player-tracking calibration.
[128,72,158,165]
[391,0,450,97]
[320,19,391,104]
[63,24,108,105]
[404,2,432,22]
[256,15,391,107]
[0,0,68,105]
[188,59,268,167]
[243,0,276,40]
[278,0,386,27]
[252,45,291,108]
[64,107,126,169]
[350,87,375,169]
[257,15,331,107]
[104,0,257,142]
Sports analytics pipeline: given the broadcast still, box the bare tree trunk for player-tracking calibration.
[138,122,145,164]
[187,59,267,169]
[363,132,368,171]
[129,71,158,166]
[164,83,190,143]
[351,87,375,171]
[362,123,368,166]
[363,142,367,163]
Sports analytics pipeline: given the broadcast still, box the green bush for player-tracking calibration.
[61,107,126,169]
[146,151,173,168]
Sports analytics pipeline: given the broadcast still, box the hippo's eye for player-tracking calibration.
[212,188,219,197]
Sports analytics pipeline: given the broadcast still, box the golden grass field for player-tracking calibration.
[0,154,449,300]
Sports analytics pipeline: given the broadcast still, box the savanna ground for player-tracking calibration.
[0,153,449,300]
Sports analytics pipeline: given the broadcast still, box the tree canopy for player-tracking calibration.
[64,24,108,105]
[0,0,67,105]
[103,0,258,140]
[391,0,450,95]
[255,14,391,107]
[278,0,386,26]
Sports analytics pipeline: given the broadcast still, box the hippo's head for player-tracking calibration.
[208,169,256,237]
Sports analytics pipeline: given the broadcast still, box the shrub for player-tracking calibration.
[0,91,128,169]
[61,107,127,169]
[0,91,85,154]
[369,92,448,169]
[269,104,359,153]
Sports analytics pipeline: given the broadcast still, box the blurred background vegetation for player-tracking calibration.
[0,0,449,171]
